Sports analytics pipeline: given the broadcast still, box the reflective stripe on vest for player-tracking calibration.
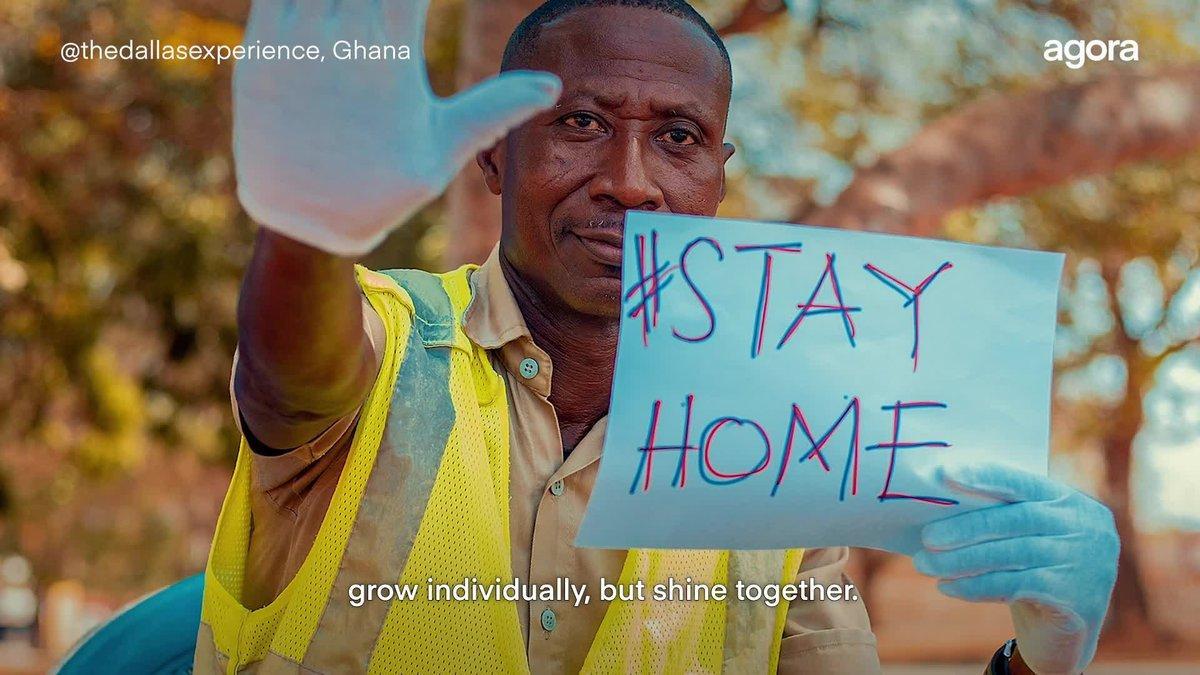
[195,265,803,674]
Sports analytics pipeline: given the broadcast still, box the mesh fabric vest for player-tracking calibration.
[194,266,804,674]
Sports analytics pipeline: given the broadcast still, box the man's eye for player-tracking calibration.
[563,113,603,131]
[657,128,698,146]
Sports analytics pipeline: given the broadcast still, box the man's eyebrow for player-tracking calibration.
[651,101,713,121]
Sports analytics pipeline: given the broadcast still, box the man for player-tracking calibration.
[195,1,1119,673]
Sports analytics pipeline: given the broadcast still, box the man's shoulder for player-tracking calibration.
[357,266,440,293]
[356,265,480,349]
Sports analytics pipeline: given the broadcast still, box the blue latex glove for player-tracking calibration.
[913,464,1119,675]
[234,0,561,256]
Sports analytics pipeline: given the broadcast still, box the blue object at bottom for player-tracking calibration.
[54,573,203,675]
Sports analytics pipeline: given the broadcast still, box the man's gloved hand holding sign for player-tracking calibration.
[918,465,1120,675]
[233,0,561,255]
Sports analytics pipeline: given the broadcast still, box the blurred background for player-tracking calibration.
[1,0,1198,672]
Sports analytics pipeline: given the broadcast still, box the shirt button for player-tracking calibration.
[540,608,557,632]
[519,357,540,379]
[549,480,564,496]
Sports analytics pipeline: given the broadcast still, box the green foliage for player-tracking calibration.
[0,0,446,593]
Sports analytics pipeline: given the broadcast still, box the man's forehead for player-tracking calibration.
[519,6,730,98]
[562,79,718,122]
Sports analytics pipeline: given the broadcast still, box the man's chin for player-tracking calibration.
[561,274,624,321]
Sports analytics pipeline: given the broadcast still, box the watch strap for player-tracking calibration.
[986,638,1017,675]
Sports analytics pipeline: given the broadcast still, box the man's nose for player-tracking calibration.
[589,133,664,211]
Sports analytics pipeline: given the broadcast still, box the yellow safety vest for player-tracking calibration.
[194,265,804,674]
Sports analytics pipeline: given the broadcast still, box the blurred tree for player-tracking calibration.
[1030,165,1197,641]
[946,157,1200,642]
[0,0,464,596]
[712,0,1200,646]
[1,0,255,594]
[804,67,1200,236]
[786,4,1200,642]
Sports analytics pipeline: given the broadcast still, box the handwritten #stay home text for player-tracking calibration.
[577,212,1065,554]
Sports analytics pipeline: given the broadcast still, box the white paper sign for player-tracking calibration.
[577,212,1065,554]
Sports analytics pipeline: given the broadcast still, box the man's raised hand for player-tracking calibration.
[233,0,562,256]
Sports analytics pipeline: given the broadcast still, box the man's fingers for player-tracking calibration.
[278,0,339,43]
[245,0,286,42]
[333,0,381,38]
[935,567,1068,604]
[940,463,1068,504]
[913,535,1073,580]
[436,71,563,166]
[921,501,1074,550]
[291,0,336,21]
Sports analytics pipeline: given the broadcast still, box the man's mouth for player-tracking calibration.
[571,222,625,268]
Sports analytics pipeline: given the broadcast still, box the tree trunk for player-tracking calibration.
[801,66,1200,236]
[1097,261,1164,646]
[443,0,545,267]
[1100,353,1167,645]
[1101,369,1154,637]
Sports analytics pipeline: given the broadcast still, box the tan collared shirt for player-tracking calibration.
[236,248,881,674]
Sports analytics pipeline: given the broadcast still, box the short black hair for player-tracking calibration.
[500,0,731,79]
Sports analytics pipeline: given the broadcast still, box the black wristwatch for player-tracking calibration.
[985,638,1017,675]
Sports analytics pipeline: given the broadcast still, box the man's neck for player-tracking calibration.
[499,254,618,451]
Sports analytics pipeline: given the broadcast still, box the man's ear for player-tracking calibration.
[477,142,505,196]
[719,142,736,202]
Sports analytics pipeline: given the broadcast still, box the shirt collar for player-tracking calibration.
[463,245,554,397]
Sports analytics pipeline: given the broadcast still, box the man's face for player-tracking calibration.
[480,7,734,319]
